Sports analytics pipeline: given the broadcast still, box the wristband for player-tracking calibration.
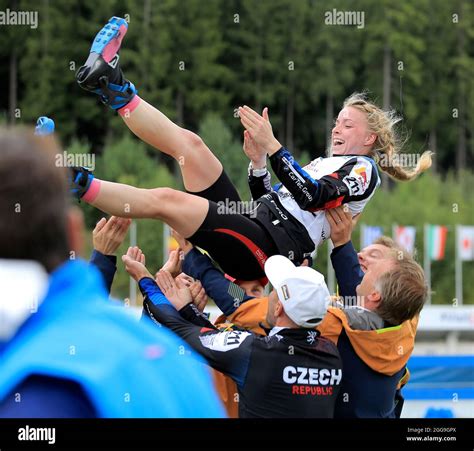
[248,162,268,177]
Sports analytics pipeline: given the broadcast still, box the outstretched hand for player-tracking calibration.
[239,106,282,156]
[93,216,132,256]
[156,270,193,311]
[122,246,153,282]
[175,273,209,312]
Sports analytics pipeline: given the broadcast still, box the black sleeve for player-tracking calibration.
[139,278,253,387]
[182,248,254,317]
[89,250,117,295]
[270,147,379,211]
[248,170,272,200]
[179,302,217,329]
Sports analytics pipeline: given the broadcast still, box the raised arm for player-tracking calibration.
[138,274,253,388]
[182,248,255,317]
[89,216,131,294]
[122,248,254,387]
[326,207,364,297]
[243,126,273,200]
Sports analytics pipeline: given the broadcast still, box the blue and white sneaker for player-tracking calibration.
[76,17,137,110]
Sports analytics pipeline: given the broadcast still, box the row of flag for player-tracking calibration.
[360,224,474,261]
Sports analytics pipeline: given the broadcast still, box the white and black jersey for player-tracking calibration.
[249,147,381,249]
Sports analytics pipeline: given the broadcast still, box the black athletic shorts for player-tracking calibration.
[187,170,279,281]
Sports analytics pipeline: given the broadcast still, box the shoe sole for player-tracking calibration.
[90,16,128,63]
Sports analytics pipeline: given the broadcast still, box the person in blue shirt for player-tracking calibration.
[0,128,224,418]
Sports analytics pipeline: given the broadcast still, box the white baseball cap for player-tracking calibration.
[264,255,330,328]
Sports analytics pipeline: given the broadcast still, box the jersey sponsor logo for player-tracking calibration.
[282,156,306,184]
[354,166,367,185]
[283,366,342,386]
[343,163,370,196]
[303,157,322,172]
[199,329,251,352]
[263,194,289,220]
[286,171,314,202]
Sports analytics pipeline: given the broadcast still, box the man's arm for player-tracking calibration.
[122,248,253,387]
[89,216,131,294]
[139,277,253,388]
[326,208,364,297]
[182,248,255,317]
[331,242,363,298]
[89,250,117,294]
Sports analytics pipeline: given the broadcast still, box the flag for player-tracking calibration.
[394,226,416,254]
[361,225,383,249]
[427,225,448,260]
[458,226,474,261]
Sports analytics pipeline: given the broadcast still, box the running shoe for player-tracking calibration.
[76,16,137,110]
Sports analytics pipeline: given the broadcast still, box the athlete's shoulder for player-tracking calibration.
[341,155,379,197]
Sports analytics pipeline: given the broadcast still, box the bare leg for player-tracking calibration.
[88,180,209,238]
[121,99,223,193]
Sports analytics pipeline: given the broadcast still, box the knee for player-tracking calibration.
[179,128,205,150]
[149,187,181,218]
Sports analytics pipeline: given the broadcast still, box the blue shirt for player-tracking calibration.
[0,259,225,418]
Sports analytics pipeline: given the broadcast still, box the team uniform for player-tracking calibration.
[73,16,381,281]
[181,244,416,418]
[140,277,342,418]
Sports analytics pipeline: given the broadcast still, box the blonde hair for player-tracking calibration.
[375,256,428,325]
[372,236,427,324]
[343,92,432,181]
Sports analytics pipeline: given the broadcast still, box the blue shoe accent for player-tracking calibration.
[35,117,55,136]
[90,16,128,56]
[93,80,137,110]
[69,167,95,200]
